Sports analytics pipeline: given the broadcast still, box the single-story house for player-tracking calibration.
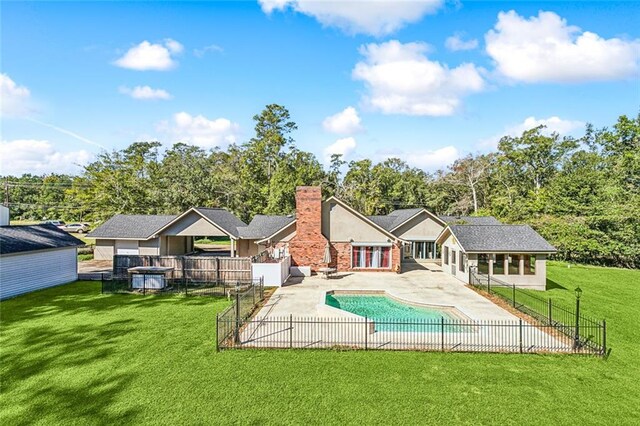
[236,215,296,258]
[0,224,84,300]
[88,207,247,260]
[436,224,557,290]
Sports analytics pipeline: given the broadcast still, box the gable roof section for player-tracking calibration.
[439,215,502,225]
[1,224,85,255]
[438,224,556,253]
[193,208,247,238]
[369,208,446,232]
[87,214,177,240]
[325,196,403,242]
[238,215,296,240]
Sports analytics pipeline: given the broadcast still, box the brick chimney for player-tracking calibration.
[288,186,328,271]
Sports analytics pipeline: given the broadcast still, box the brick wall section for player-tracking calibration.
[329,242,402,273]
[288,186,328,271]
[288,185,402,273]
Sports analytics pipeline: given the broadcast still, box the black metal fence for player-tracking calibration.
[216,315,606,355]
[101,274,264,298]
[216,285,266,350]
[469,270,607,355]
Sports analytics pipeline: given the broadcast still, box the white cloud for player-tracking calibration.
[352,40,485,116]
[0,139,93,176]
[259,0,442,36]
[486,10,640,83]
[322,107,363,134]
[114,39,184,71]
[323,137,357,162]
[119,85,173,100]
[1,74,33,118]
[194,44,224,58]
[159,112,241,148]
[445,33,478,51]
[377,145,459,171]
[479,116,585,149]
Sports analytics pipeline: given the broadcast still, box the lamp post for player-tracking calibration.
[574,287,582,349]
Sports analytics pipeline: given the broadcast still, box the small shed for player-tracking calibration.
[0,224,85,300]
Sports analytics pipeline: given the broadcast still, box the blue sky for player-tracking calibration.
[1,1,639,175]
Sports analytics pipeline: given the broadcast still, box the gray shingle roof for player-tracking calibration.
[440,215,502,225]
[194,208,247,238]
[237,215,296,240]
[368,208,424,231]
[449,225,556,253]
[1,224,85,255]
[87,214,177,239]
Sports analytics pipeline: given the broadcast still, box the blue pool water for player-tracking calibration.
[325,294,463,332]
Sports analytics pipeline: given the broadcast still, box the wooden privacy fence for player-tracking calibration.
[113,255,252,281]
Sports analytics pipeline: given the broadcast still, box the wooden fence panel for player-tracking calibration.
[113,255,252,282]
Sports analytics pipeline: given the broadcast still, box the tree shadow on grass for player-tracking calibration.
[1,319,142,424]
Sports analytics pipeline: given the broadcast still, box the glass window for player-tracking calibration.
[352,246,391,269]
[459,252,465,272]
[478,254,489,274]
[508,255,520,275]
[493,254,505,275]
[524,255,536,275]
[444,246,449,264]
[451,250,456,264]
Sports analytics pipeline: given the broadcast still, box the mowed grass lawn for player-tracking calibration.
[1,263,639,425]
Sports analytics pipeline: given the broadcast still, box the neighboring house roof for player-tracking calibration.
[438,224,556,253]
[192,207,247,238]
[369,208,445,232]
[87,214,177,239]
[0,224,85,255]
[325,196,404,242]
[238,215,296,240]
[439,215,502,225]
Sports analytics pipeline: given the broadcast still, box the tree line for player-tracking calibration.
[3,105,639,268]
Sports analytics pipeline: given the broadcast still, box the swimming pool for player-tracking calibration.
[325,293,466,332]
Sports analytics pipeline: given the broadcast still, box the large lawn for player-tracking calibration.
[1,262,639,425]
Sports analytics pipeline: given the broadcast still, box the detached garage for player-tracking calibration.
[0,224,84,300]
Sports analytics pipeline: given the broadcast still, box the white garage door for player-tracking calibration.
[0,248,78,300]
[116,240,139,255]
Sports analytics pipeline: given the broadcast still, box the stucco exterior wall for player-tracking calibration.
[440,234,469,282]
[393,212,444,241]
[236,239,262,257]
[94,239,115,260]
[167,236,190,255]
[321,201,388,242]
[162,211,227,237]
[139,238,161,256]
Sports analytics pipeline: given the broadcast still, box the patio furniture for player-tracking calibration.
[318,267,337,279]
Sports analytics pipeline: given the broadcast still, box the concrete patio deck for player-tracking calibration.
[237,264,573,353]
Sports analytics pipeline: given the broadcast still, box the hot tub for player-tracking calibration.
[127,266,174,289]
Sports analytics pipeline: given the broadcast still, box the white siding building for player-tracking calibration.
[0,224,84,300]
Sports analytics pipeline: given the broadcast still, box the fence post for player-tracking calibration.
[182,261,186,287]
[364,317,368,350]
[252,282,256,306]
[602,319,607,357]
[143,275,146,296]
[216,257,220,286]
[101,273,104,294]
[234,290,241,345]
[519,319,523,354]
[289,314,293,349]
[512,284,516,308]
[185,279,188,296]
[215,313,220,352]
[548,298,553,324]
[487,274,491,293]
[441,317,445,352]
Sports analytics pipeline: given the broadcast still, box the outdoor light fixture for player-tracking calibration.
[575,287,583,300]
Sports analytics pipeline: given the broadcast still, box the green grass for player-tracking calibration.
[194,237,231,245]
[1,263,639,425]
[78,253,94,262]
